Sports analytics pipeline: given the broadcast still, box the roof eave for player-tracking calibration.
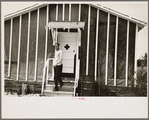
[4,3,46,21]
[89,3,147,31]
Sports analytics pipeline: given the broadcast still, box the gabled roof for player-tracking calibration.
[4,3,147,30]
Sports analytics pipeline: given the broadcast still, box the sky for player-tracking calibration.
[1,1,148,59]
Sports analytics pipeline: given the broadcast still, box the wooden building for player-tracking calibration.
[4,3,147,96]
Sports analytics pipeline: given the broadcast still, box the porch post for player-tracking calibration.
[78,4,81,21]
[125,20,130,86]
[86,5,91,75]
[25,12,31,81]
[114,16,119,86]
[34,8,40,82]
[95,9,99,81]
[134,23,138,84]
[8,18,13,77]
[105,13,110,85]
[16,16,22,80]
[69,3,71,21]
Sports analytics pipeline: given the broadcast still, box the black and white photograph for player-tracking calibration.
[1,1,148,118]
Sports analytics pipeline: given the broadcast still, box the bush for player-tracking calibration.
[128,53,147,96]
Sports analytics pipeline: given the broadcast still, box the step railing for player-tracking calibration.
[41,58,54,95]
[74,59,80,96]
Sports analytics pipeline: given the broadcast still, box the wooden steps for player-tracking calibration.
[43,90,74,97]
[43,78,75,97]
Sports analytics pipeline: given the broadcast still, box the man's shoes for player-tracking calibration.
[60,82,64,88]
[53,87,58,91]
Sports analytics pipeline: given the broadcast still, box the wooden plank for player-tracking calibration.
[56,28,58,43]
[62,4,65,21]
[114,16,119,86]
[86,5,91,75]
[56,4,58,21]
[44,5,49,64]
[94,9,99,81]
[34,8,40,82]
[43,5,49,85]
[46,60,49,83]
[125,20,130,86]
[134,23,138,80]
[16,16,22,80]
[78,28,81,46]
[8,18,13,77]
[105,13,110,85]
[25,12,31,81]
[46,22,85,29]
[69,4,71,21]
[78,4,81,21]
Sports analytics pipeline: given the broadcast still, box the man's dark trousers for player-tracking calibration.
[54,64,63,90]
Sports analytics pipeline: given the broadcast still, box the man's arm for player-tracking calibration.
[57,50,62,65]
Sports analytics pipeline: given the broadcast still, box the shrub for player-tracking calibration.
[128,53,147,96]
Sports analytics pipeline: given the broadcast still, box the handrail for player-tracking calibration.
[41,58,54,95]
[74,59,80,96]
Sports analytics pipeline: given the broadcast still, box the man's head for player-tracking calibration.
[55,43,60,50]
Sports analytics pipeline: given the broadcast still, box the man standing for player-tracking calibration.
[53,43,63,91]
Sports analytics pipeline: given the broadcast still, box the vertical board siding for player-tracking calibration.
[49,4,56,21]
[134,24,138,80]
[34,8,40,81]
[125,20,130,86]
[80,4,88,77]
[56,4,58,21]
[69,4,71,21]
[128,22,136,83]
[44,5,49,64]
[88,6,97,76]
[43,5,49,82]
[71,4,79,22]
[97,10,108,85]
[25,12,31,81]
[4,20,11,76]
[19,13,28,80]
[95,9,99,81]
[28,10,37,80]
[117,18,127,79]
[16,15,22,80]
[65,4,69,22]
[58,4,63,21]
[62,4,65,21]
[37,6,46,81]
[48,4,56,77]
[8,19,13,77]
[11,17,20,78]
[78,4,81,21]
[114,16,119,86]
[105,13,110,85]
[86,5,91,75]
[108,15,116,80]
